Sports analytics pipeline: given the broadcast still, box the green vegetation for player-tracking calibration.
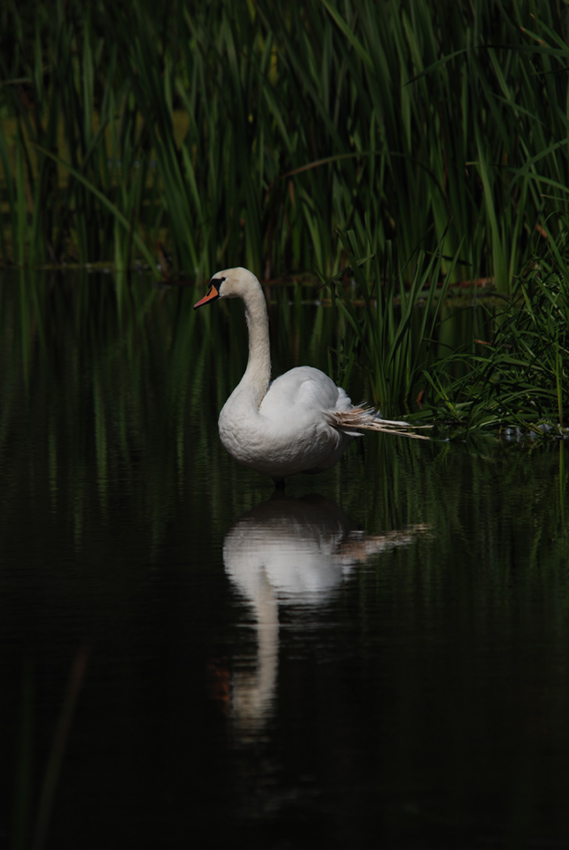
[421,236,569,436]
[1,0,568,284]
[1,0,568,433]
[322,228,462,413]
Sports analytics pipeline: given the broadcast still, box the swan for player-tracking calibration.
[194,267,426,484]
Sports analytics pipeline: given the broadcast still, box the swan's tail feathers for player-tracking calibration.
[327,407,433,440]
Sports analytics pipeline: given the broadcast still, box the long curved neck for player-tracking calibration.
[238,282,271,408]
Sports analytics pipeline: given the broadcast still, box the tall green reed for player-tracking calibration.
[324,228,460,415]
[421,225,569,434]
[2,0,569,290]
[0,2,162,271]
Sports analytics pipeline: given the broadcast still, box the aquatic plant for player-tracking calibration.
[1,0,569,290]
[420,233,569,436]
[324,228,461,414]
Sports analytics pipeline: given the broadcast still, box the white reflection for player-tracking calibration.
[220,493,427,732]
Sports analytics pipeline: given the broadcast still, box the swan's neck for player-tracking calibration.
[237,285,271,408]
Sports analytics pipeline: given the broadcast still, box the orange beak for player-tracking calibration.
[194,283,220,310]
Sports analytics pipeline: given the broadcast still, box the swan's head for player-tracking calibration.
[193,267,261,309]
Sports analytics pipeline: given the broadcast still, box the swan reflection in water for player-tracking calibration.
[211,493,428,732]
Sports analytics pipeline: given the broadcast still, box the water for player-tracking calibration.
[1,272,569,849]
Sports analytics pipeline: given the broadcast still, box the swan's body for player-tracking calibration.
[219,363,355,479]
[194,267,425,483]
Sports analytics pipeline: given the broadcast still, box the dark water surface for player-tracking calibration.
[1,272,568,849]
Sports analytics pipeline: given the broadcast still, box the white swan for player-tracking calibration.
[194,267,426,484]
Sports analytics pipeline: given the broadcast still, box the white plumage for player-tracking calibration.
[194,267,426,483]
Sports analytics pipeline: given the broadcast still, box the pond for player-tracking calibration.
[1,271,568,849]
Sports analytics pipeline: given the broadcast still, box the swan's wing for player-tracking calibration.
[260,366,351,416]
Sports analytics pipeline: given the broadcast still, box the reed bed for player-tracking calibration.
[420,229,569,435]
[2,0,568,430]
[1,0,569,289]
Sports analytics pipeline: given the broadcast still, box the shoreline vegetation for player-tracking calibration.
[1,0,568,436]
